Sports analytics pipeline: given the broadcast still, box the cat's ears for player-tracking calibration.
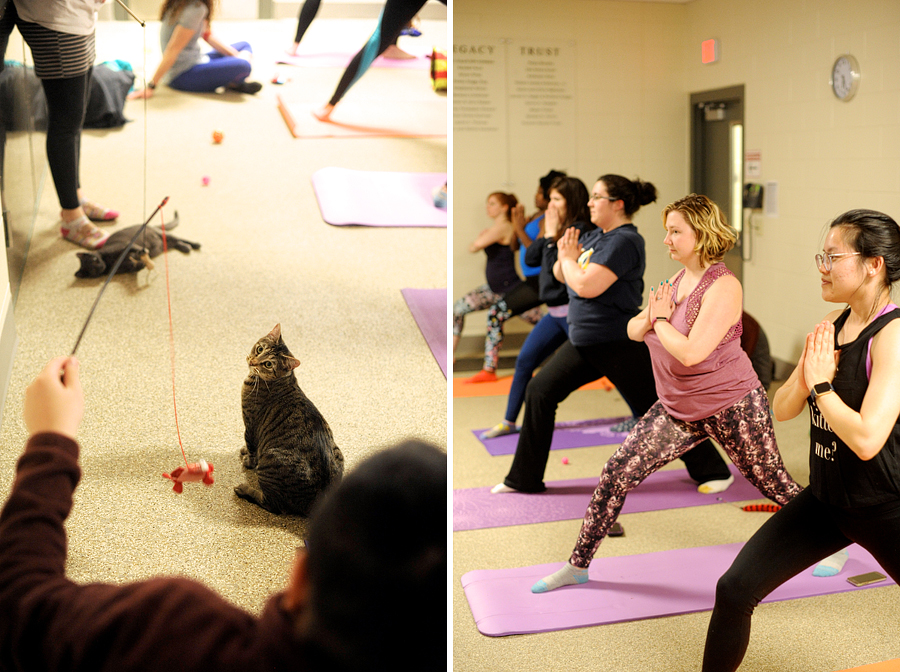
[286,356,301,370]
[268,323,282,341]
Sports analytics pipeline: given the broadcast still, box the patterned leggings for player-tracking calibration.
[453,285,541,371]
[485,298,542,371]
[453,284,500,337]
[569,386,803,568]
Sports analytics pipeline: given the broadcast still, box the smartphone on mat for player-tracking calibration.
[846,571,886,587]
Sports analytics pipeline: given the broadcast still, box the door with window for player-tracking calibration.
[690,85,744,282]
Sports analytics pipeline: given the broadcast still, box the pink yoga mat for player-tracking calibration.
[278,96,447,139]
[311,168,447,227]
[474,416,632,456]
[276,52,430,69]
[461,543,894,637]
[401,288,447,378]
[453,465,760,531]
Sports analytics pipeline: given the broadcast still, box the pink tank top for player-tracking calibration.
[643,263,760,421]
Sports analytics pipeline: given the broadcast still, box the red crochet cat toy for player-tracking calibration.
[163,460,214,493]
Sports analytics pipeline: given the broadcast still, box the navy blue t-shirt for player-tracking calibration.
[565,224,645,347]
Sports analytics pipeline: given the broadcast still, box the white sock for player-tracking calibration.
[531,561,589,593]
[698,474,735,494]
[813,548,849,577]
[490,483,516,494]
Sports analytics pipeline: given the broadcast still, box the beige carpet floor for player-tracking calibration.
[0,16,446,614]
[453,373,900,672]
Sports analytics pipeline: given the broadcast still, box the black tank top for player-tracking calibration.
[484,242,521,295]
[809,307,900,507]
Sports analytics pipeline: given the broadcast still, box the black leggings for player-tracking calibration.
[703,487,900,671]
[327,0,446,105]
[503,338,731,493]
[0,2,92,210]
[293,0,322,44]
[41,72,90,209]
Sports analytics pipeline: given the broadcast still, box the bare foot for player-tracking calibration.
[382,44,416,60]
[312,103,334,121]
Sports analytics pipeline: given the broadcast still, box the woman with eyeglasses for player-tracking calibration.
[530,193,804,593]
[492,179,733,497]
[702,208,900,672]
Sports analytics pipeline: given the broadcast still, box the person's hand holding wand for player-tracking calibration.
[24,357,84,440]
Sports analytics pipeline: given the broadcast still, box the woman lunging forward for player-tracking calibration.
[532,194,803,593]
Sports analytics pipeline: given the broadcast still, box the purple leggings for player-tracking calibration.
[569,387,803,568]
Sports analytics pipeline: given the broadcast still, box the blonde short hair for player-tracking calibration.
[662,194,736,268]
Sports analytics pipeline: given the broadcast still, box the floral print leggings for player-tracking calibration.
[569,386,803,568]
[452,285,542,371]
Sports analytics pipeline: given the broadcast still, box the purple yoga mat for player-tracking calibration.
[311,168,447,227]
[474,416,632,456]
[461,543,894,637]
[401,288,447,378]
[453,465,760,531]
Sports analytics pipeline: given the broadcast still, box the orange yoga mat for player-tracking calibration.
[277,95,446,139]
[453,375,615,398]
[839,661,900,672]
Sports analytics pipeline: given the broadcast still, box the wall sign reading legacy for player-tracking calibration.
[453,40,507,132]
[453,39,575,133]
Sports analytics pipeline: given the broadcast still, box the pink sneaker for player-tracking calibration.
[61,215,109,249]
[79,198,119,222]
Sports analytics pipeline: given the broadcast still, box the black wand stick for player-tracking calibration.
[70,196,169,356]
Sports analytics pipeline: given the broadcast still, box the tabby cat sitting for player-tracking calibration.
[235,324,344,516]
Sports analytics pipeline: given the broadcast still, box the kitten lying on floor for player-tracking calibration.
[235,324,344,516]
[74,211,200,278]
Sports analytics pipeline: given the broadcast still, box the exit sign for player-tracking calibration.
[701,39,719,64]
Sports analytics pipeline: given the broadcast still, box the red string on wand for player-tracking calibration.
[155,207,214,493]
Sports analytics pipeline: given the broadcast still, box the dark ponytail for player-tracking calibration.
[598,175,658,217]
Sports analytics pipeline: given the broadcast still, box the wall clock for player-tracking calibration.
[831,54,860,101]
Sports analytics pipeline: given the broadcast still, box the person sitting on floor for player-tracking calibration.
[0,356,446,672]
[129,0,263,98]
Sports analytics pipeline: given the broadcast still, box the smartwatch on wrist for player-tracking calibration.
[148,81,156,90]
[810,381,835,401]
[654,316,667,323]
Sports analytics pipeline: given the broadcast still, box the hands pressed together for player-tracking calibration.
[544,201,563,239]
[556,226,583,263]
[649,280,674,324]
[801,320,838,390]
[511,204,527,234]
[24,357,84,440]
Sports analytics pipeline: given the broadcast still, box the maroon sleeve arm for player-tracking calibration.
[0,433,282,672]
[0,433,81,594]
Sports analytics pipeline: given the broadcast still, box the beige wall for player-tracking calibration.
[453,0,900,364]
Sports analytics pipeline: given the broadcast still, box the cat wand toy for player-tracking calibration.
[112,0,145,27]
[70,196,168,357]
[67,196,213,493]
[92,8,212,493]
